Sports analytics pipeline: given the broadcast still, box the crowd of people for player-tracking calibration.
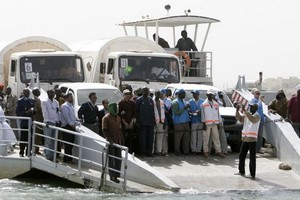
[0,83,300,181]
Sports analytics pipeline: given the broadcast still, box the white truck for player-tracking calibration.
[0,36,85,97]
[70,36,182,92]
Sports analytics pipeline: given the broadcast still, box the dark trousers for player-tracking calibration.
[62,125,75,162]
[139,125,154,154]
[239,141,256,177]
[20,126,31,156]
[108,145,122,178]
[123,128,134,154]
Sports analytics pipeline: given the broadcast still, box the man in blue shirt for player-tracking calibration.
[172,89,190,155]
[189,90,204,154]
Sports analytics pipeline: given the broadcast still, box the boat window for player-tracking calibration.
[19,56,85,83]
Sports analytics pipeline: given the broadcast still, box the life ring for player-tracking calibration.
[174,51,191,71]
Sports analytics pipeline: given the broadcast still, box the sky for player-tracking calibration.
[1,0,300,89]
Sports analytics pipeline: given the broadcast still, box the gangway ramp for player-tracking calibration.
[31,122,179,192]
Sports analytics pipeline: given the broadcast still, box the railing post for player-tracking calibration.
[122,147,128,192]
[53,129,58,163]
[78,135,83,172]
[32,122,36,156]
[27,118,32,158]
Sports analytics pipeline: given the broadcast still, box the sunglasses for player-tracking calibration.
[255,92,260,95]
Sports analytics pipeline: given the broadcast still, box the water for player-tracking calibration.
[1,179,300,200]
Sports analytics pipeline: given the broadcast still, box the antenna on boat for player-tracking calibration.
[165,4,171,16]
[184,9,191,16]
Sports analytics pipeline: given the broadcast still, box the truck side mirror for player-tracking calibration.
[100,63,106,74]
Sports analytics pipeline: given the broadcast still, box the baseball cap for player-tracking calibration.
[207,89,214,95]
[160,88,167,94]
[123,89,131,94]
[176,89,185,94]
[191,90,200,95]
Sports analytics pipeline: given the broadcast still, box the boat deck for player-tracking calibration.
[141,146,300,192]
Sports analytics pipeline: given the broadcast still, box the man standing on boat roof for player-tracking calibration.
[175,30,198,51]
[153,33,170,48]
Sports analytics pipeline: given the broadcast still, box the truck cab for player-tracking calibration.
[8,50,85,97]
[100,51,181,91]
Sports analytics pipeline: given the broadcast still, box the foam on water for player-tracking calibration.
[1,179,300,200]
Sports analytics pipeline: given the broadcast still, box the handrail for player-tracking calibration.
[32,121,129,192]
[0,116,32,157]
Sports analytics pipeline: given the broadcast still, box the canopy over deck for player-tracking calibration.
[119,15,220,27]
[119,15,220,49]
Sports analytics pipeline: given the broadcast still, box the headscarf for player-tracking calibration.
[108,103,117,116]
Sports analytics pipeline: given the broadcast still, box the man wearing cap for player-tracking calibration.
[286,84,300,137]
[189,90,204,155]
[102,102,123,183]
[136,87,156,157]
[235,101,260,179]
[118,89,136,153]
[251,88,265,153]
[201,89,225,158]
[3,86,18,139]
[171,89,190,155]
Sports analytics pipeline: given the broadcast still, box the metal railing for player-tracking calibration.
[32,121,129,192]
[0,116,128,192]
[0,116,32,157]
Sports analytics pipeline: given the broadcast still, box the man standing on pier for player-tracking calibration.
[235,100,260,179]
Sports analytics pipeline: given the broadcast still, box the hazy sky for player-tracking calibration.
[1,0,300,89]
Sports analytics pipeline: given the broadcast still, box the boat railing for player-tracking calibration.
[31,121,128,191]
[0,116,32,157]
[166,49,213,84]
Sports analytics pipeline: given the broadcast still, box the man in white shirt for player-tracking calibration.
[42,89,60,161]
[61,93,80,163]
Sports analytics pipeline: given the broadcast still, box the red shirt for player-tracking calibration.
[288,96,300,122]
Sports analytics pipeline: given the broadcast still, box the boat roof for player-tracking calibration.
[119,15,220,27]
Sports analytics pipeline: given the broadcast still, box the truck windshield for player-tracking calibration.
[20,56,84,83]
[119,56,180,83]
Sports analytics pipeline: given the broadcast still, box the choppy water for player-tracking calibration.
[1,179,300,200]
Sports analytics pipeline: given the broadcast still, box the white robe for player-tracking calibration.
[0,107,17,145]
